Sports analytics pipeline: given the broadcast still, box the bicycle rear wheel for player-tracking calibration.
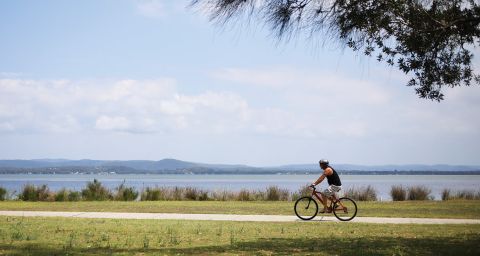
[294,196,318,220]
[333,197,357,221]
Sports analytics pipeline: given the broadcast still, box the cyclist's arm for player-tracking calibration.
[312,174,326,186]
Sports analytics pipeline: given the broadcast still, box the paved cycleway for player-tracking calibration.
[0,211,479,224]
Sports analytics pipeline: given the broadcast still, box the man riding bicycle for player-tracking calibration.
[311,159,342,213]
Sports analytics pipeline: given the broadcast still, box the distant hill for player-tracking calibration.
[276,163,480,172]
[0,159,479,174]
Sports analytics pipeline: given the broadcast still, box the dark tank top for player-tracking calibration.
[326,166,342,186]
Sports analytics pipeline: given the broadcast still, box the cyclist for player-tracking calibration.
[311,159,342,213]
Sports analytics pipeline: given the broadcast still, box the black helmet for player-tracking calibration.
[319,159,329,165]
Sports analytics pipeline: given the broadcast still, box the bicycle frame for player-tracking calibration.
[310,186,337,208]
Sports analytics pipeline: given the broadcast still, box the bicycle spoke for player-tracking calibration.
[333,197,357,221]
[294,197,318,221]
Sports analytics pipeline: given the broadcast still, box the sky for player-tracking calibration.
[1,0,479,166]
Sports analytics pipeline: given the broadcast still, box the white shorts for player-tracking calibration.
[323,185,342,197]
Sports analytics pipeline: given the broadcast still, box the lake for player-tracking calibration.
[1,174,479,200]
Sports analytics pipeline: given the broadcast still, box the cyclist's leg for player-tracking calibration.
[320,186,335,213]
[332,186,346,209]
[319,193,328,212]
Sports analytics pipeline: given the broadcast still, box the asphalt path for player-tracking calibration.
[1,211,479,224]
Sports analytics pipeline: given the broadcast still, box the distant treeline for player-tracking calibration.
[1,166,480,175]
[0,166,480,175]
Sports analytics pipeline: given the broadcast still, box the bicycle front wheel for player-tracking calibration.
[333,197,357,221]
[294,196,318,220]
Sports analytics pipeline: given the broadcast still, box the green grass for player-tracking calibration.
[1,200,480,219]
[0,216,479,255]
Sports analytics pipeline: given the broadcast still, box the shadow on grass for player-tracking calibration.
[1,235,479,255]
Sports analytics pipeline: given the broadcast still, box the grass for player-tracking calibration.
[0,216,479,255]
[1,200,480,219]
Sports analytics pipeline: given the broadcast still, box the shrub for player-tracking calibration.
[237,189,252,201]
[20,184,37,201]
[345,185,378,201]
[407,185,432,200]
[81,179,112,201]
[19,184,54,201]
[455,190,477,200]
[141,187,171,201]
[37,184,53,201]
[211,189,236,201]
[442,189,480,200]
[0,187,7,201]
[198,190,210,201]
[390,185,407,201]
[141,187,160,201]
[441,189,451,201]
[68,191,81,201]
[114,182,138,201]
[265,186,290,201]
[54,188,70,201]
[172,187,184,200]
[184,187,198,200]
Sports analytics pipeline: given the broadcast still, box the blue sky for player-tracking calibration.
[1,0,479,166]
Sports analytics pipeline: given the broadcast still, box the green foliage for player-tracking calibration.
[193,0,480,101]
[68,191,81,201]
[265,186,290,201]
[0,187,6,201]
[81,179,112,201]
[19,184,53,201]
[141,187,164,201]
[54,188,82,202]
[54,188,69,202]
[114,182,139,201]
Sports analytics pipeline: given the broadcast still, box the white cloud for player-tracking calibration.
[213,67,391,105]
[1,68,479,144]
[211,66,480,140]
[135,0,167,18]
[0,122,15,132]
[0,78,284,136]
[95,116,131,131]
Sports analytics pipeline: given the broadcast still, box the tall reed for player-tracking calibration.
[344,185,378,201]
[407,185,432,200]
[441,188,480,200]
[390,185,407,201]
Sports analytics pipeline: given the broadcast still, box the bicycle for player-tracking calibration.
[294,185,357,221]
